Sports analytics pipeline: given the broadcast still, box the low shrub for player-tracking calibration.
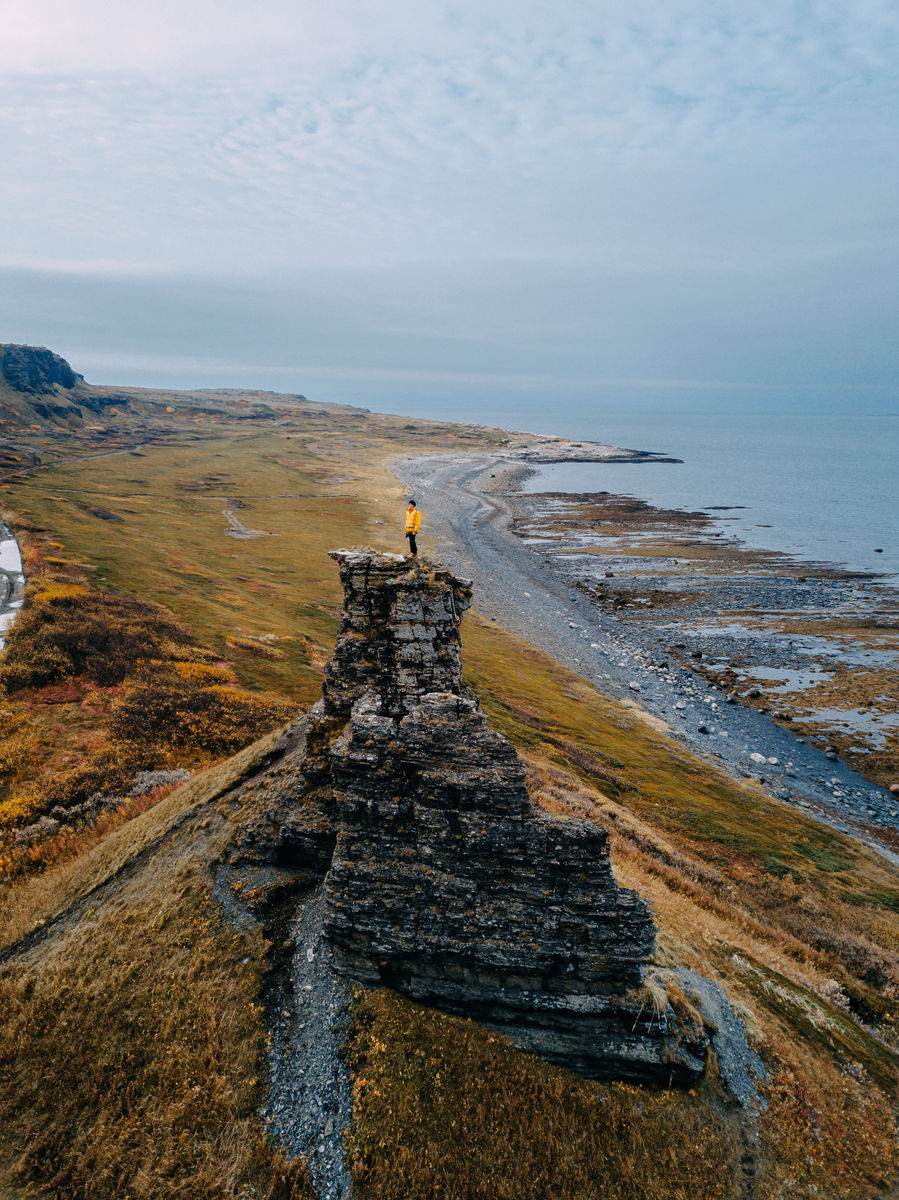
[109,664,295,757]
[0,579,200,692]
[29,743,158,814]
[0,706,40,801]
[0,789,42,828]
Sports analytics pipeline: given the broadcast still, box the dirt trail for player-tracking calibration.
[394,452,899,861]
[223,503,268,538]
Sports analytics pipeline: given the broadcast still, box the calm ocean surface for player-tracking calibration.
[365,387,896,578]
[511,411,898,581]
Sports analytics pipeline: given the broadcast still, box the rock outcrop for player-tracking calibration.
[275,551,707,1083]
[0,344,83,394]
[0,344,127,423]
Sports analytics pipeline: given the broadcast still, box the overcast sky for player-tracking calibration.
[2,0,897,420]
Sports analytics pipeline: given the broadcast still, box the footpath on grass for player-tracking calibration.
[394,451,898,860]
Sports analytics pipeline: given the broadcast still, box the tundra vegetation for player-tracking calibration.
[0,379,897,1198]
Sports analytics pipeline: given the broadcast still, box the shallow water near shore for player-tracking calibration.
[519,411,898,579]
[0,524,24,650]
[508,477,899,793]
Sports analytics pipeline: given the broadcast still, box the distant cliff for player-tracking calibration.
[0,343,130,429]
[0,344,83,394]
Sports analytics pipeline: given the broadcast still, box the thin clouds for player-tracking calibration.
[1,0,897,408]
[4,21,896,270]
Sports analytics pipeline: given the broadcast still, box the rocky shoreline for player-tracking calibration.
[394,451,899,858]
[507,482,899,796]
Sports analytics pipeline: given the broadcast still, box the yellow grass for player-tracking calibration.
[2,392,898,1198]
[345,988,741,1200]
[0,863,312,1199]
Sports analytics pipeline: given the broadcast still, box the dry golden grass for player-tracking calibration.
[0,861,313,1199]
[757,1036,899,1198]
[345,988,742,1200]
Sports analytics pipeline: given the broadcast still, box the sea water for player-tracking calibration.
[517,412,898,580]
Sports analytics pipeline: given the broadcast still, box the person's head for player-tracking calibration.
[408,500,416,509]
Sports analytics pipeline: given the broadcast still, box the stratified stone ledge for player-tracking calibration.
[286,551,709,1083]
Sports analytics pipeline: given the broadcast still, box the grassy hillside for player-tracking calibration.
[0,735,315,1199]
[1,386,897,1199]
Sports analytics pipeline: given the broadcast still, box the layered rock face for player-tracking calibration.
[0,344,82,393]
[297,551,706,1082]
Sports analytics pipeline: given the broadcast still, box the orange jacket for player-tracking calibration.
[405,508,421,533]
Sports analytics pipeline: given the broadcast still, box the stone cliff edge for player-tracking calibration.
[235,550,765,1092]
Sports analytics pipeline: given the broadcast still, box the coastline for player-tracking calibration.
[510,411,899,581]
[507,481,899,792]
[393,447,899,857]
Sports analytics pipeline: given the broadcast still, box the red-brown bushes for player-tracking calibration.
[0,579,201,692]
[108,663,295,757]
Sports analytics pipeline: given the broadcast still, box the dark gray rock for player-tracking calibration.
[0,344,82,393]
[273,550,709,1083]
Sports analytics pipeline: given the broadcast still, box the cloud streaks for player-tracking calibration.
[1,0,897,410]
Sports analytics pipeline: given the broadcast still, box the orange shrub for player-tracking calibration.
[0,580,200,692]
[171,661,235,686]
[109,665,294,757]
[0,790,42,828]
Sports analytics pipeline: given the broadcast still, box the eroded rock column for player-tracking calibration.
[312,551,706,1083]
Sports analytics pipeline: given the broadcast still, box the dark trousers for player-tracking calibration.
[405,532,417,555]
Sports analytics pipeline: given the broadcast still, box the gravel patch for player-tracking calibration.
[393,452,898,862]
[675,968,767,1111]
[261,883,353,1200]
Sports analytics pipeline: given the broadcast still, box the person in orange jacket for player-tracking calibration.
[404,500,421,557]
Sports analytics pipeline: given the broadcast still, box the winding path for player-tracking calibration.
[394,452,899,862]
